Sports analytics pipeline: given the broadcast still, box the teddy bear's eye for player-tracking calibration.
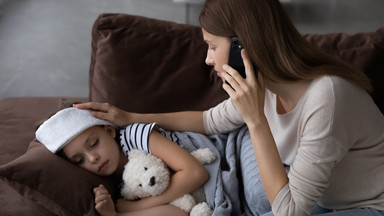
[144,167,148,171]
[138,184,142,187]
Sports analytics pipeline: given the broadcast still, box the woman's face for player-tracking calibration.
[202,28,231,81]
[62,125,121,176]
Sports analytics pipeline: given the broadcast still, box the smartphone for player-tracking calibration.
[228,37,247,78]
[228,37,258,79]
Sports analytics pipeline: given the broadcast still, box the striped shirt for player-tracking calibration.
[118,123,176,157]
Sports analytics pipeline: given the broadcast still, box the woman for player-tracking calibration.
[76,0,384,215]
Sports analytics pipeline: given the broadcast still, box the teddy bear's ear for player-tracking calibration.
[128,150,148,160]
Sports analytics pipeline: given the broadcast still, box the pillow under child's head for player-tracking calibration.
[0,139,119,216]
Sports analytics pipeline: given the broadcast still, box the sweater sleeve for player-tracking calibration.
[272,137,347,216]
[203,98,244,135]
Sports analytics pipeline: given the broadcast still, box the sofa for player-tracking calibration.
[0,13,383,216]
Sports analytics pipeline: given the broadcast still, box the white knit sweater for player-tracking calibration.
[203,76,384,215]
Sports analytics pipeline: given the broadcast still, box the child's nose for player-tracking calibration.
[87,153,99,163]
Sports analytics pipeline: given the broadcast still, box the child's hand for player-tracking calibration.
[94,184,116,216]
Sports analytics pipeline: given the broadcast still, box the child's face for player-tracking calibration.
[62,125,121,176]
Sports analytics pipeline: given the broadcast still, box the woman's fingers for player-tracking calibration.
[73,102,115,120]
[74,102,130,127]
[222,64,242,89]
[222,49,257,91]
[73,102,110,112]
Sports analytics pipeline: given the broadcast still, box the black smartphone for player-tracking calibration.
[228,37,258,79]
[228,37,247,78]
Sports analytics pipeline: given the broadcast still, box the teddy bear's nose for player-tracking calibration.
[149,176,156,186]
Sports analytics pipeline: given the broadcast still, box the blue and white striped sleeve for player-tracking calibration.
[119,123,157,156]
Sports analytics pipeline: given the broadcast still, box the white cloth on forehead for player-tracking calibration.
[35,107,113,153]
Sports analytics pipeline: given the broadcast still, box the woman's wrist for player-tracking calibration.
[129,112,152,125]
[245,114,268,131]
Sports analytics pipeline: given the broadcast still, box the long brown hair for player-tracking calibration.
[199,0,372,92]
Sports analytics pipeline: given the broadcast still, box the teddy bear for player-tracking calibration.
[121,148,216,216]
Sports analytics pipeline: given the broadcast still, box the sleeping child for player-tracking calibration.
[36,107,208,216]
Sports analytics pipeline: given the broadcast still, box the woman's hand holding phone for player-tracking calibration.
[221,39,265,127]
[227,37,259,79]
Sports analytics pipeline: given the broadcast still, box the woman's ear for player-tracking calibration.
[103,125,116,138]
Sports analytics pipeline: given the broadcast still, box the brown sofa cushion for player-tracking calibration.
[0,140,118,216]
[0,98,70,216]
[89,13,228,113]
[90,14,384,114]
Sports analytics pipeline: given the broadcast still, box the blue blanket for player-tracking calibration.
[171,126,251,216]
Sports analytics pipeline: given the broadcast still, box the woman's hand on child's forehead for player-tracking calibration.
[73,102,130,127]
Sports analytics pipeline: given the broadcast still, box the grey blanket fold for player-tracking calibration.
[171,125,250,216]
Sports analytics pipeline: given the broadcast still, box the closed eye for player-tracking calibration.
[72,158,83,165]
[91,139,99,147]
